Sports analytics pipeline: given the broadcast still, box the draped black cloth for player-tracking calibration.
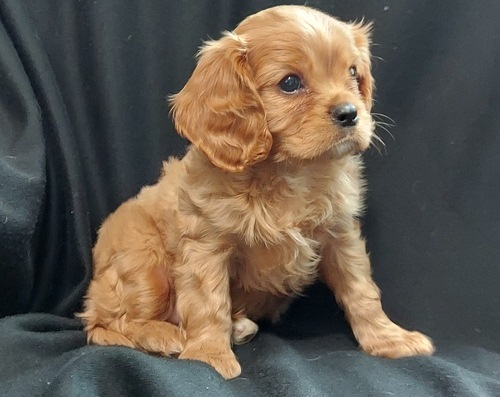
[1,1,499,395]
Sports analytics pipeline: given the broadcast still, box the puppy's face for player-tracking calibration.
[171,6,374,171]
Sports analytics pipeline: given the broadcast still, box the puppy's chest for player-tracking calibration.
[228,164,362,295]
[231,230,321,295]
[256,161,362,234]
[229,183,336,295]
[252,173,351,236]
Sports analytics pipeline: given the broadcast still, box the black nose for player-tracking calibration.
[331,103,358,127]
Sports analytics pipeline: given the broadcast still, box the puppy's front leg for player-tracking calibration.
[176,240,241,379]
[319,223,434,358]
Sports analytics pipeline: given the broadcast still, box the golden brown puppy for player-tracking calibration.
[78,5,434,379]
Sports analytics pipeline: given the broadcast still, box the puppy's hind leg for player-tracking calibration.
[78,203,184,356]
[114,319,184,356]
[81,264,185,356]
[87,322,184,357]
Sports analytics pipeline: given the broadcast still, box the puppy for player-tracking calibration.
[78,5,434,379]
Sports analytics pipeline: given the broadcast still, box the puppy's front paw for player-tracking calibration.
[360,326,434,358]
[179,344,241,379]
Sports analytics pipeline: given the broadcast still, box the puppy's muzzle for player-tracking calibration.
[331,103,359,128]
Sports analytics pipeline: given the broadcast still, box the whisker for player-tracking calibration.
[375,122,396,142]
[370,145,383,156]
[372,133,386,147]
[372,55,385,63]
[372,112,396,124]
[369,136,384,156]
[374,121,393,128]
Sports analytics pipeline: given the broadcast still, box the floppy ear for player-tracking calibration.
[350,21,374,111]
[169,32,272,172]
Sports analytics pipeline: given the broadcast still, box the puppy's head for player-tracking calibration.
[170,5,374,171]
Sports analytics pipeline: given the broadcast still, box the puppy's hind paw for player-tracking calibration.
[232,317,259,345]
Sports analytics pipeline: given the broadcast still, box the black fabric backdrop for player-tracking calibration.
[0,0,499,396]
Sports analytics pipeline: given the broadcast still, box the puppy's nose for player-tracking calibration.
[331,103,358,127]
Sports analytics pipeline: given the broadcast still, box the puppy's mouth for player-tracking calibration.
[332,133,368,157]
[331,122,374,157]
[332,139,358,158]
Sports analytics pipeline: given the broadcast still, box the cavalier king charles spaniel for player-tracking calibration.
[79,5,434,379]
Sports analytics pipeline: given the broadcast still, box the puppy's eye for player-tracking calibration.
[278,74,302,93]
[349,66,357,77]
